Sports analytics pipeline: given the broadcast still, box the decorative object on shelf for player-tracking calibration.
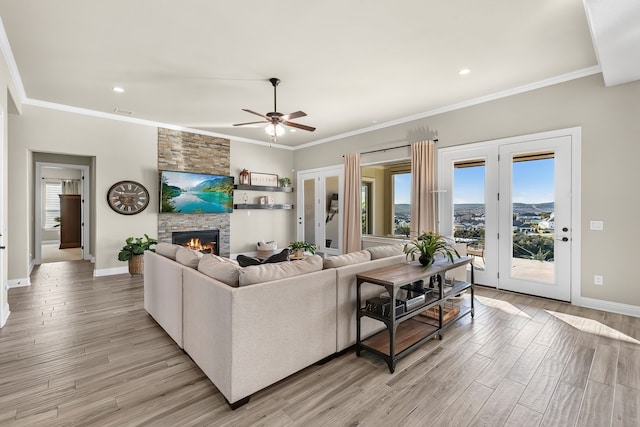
[107,180,149,215]
[403,231,459,269]
[239,169,250,185]
[250,172,278,187]
[279,177,291,187]
[117,234,157,276]
[288,241,317,258]
[259,195,274,205]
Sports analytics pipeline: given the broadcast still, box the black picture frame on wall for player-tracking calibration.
[250,172,278,187]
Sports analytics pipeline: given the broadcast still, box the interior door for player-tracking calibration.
[498,137,572,301]
[296,166,343,255]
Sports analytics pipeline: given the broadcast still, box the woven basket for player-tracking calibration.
[128,254,144,276]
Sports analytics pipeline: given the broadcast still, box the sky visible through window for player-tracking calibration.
[454,158,555,204]
[394,173,411,204]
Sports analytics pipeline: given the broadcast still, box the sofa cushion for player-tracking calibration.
[238,255,323,286]
[323,250,371,269]
[366,244,405,260]
[198,256,240,287]
[155,242,181,260]
[175,247,204,268]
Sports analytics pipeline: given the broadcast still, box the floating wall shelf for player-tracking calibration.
[233,184,293,193]
[233,204,294,210]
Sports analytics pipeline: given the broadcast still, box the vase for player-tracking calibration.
[418,254,433,267]
[128,254,144,276]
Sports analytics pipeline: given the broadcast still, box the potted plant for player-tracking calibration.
[118,234,157,276]
[403,231,459,269]
[280,177,291,188]
[288,241,316,257]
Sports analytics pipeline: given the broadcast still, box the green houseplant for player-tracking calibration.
[118,234,157,276]
[288,241,316,257]
[279,177,291,187]
[403,231,459,269]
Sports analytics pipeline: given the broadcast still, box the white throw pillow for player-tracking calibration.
[366,244,405,260]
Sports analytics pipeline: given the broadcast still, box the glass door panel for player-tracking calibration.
[302,178,316,245]
[453,160,486,273]
[324,176,340,252]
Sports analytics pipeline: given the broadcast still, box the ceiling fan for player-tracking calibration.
[233,78,315,140]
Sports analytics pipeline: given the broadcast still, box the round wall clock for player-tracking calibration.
[107,180,150,215]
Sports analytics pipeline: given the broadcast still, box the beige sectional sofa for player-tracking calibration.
[143,241,466,408]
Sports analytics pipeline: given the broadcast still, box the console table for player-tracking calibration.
[356,256,474,373]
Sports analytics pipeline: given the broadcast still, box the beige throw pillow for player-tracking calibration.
[175,247,204,268]
[155,242,181,260]
[198,256,240,287]
[323,250,371,269]
[366,244,405,260]
[238,255,323,286]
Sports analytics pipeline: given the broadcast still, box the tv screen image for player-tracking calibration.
[160,170,234,213]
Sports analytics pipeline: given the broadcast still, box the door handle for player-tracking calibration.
[0,246,5,249]
[555,237,569,242]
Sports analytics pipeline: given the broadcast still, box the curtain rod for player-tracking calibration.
[344,139,438,157]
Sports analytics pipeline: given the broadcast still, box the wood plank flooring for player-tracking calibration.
[1,261,640,426]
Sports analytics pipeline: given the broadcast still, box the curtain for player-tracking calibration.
[410,140,436,237]
[62,179,80,194]
[342,153,362,253]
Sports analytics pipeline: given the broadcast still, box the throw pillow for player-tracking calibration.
[198,256,240,287]
[236,254,262,267]
[263,248,290,264]
[175,247,204,268]
[366,244,405,260]
[155,242,180,260]
[323,250,371,269]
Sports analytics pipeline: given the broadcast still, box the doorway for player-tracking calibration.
[35,162,90,264]
[439,128,581,302]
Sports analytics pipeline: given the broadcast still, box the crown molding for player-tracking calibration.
[293,65,602,151]
[0,17,27,102]
[22,98,293,150]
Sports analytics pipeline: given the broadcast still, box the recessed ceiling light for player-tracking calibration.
[290,129,296,132]
[458,68,471,76]
[112,86,125,93]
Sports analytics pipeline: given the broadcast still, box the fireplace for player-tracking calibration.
[172,230,220,255]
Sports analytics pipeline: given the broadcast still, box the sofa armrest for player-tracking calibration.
[143,251,184,348]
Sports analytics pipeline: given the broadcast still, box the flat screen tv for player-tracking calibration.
[160,170,234,213]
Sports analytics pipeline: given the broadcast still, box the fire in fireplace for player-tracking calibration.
[172,230,220,255]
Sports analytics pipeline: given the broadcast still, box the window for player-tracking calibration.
[361,161,411,236]
[43,181,62,229]
[392,172,411,236]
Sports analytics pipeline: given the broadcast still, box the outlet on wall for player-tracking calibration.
[594,275,604,285]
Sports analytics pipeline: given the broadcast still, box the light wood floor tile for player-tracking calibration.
[576,380,614,427]
[2,261,640,426]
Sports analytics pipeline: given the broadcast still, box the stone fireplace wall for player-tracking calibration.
[157,128,231,256]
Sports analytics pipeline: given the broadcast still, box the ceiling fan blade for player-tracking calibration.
[283,121,316,132]
[233,120,269,127]
[280,111,307,121]
[241,109,269,120]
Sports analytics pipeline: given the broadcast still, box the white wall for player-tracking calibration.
[230,141,295,254]
[8,105,158,278]
[294,74,640,308]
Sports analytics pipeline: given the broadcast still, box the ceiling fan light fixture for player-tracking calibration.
[265,123,285,137]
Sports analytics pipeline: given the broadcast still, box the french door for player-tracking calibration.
[439,129,579,302]
[296,165,343,256]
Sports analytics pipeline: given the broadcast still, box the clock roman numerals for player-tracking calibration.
[107,181,150,215]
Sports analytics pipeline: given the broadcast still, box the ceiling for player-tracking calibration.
[0,0,638,148]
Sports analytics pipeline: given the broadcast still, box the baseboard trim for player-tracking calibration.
[93,266,129,277]
[7,277,31,288]
[1,303,10,327]
[580,296,640,318]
